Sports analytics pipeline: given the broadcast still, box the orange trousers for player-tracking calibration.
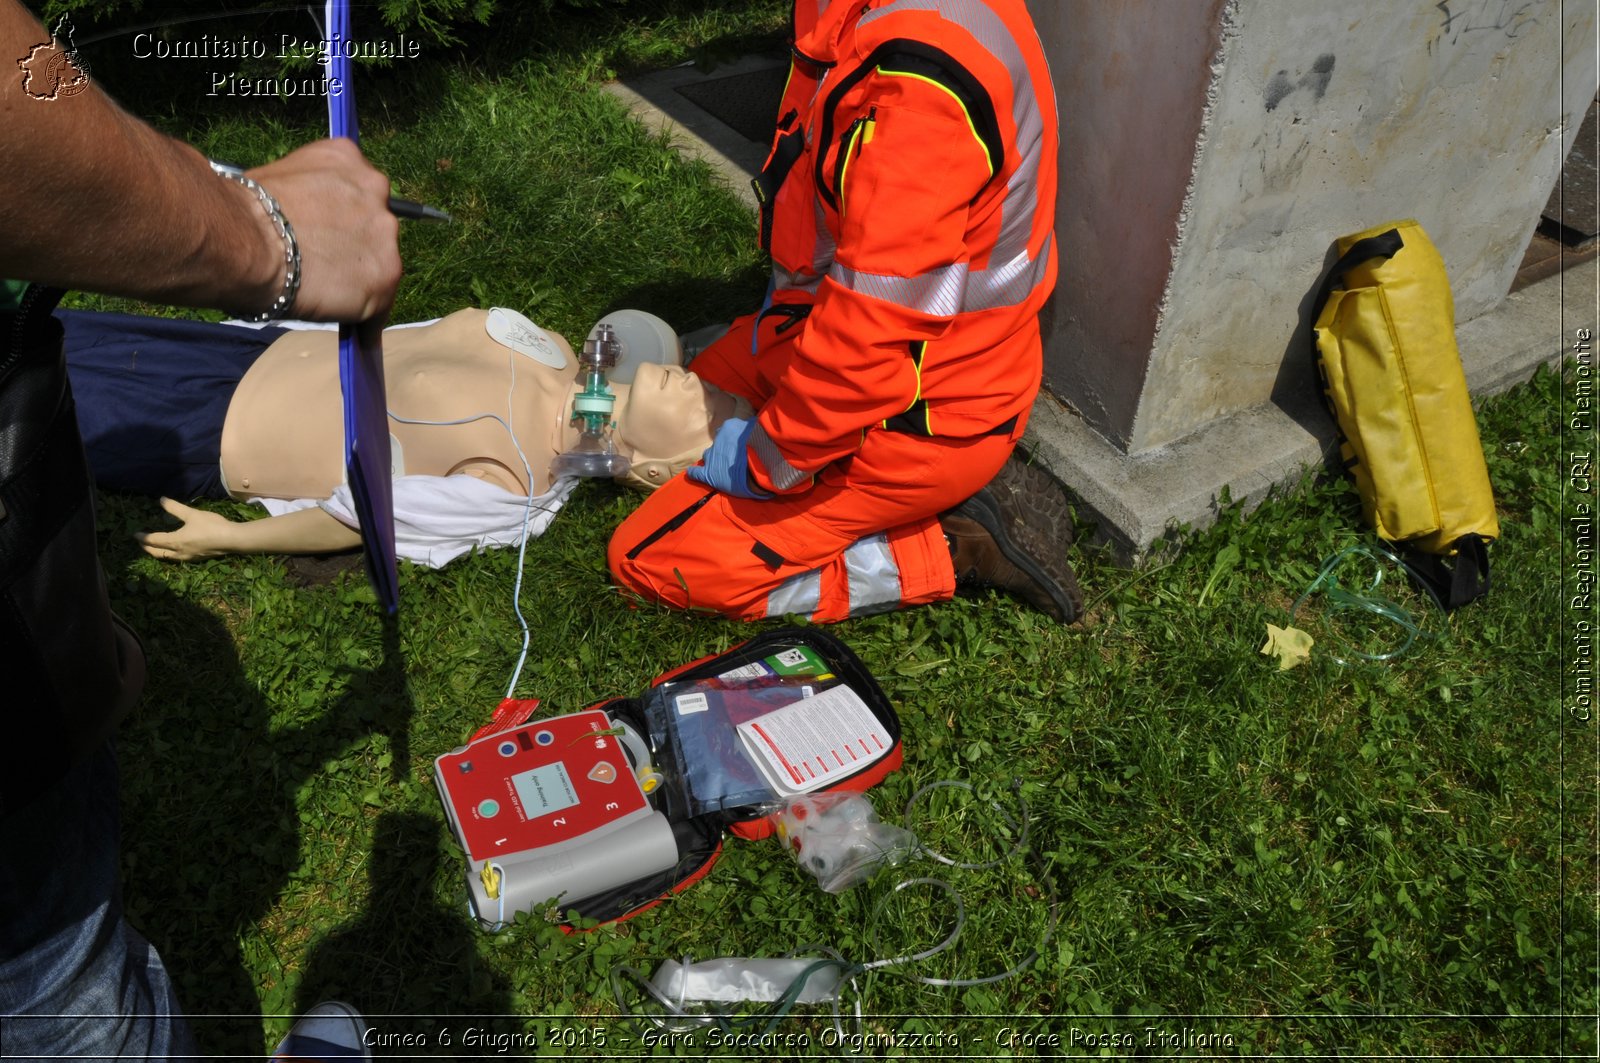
[606,313,1020,622]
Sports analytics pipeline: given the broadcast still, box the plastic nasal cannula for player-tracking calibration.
[611,780,1061,1042]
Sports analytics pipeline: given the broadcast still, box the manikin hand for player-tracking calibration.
[136,498,238,560]
[137,497,362,561]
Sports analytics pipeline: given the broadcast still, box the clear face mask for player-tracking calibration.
[552,322,631,479]
[551,310,684,480]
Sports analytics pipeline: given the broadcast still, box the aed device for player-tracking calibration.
[433,709,679,928]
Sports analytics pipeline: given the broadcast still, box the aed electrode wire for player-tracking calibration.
[1289,543,1447,664]
[384,348,563,699]
[611,780,1061,1039]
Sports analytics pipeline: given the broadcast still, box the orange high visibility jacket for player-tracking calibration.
[745,0,1059,495]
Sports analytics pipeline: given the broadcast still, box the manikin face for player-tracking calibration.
[615,363,744,459]
[610,363,754,489]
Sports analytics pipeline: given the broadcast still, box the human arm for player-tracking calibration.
[744,81,995,496]
[686,417,769,499]
[0,0,399,322]
[137,497,362,561]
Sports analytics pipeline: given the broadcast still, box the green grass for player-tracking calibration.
[70,1,1593,1057]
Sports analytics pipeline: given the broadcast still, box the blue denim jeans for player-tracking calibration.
[0,743,198,1060]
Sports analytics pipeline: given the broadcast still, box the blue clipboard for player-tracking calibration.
[327,0,398,613]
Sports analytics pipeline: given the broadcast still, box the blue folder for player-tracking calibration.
[327,0,399,613]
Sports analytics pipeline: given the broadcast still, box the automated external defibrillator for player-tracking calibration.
[433,707,678,928]
[434,629,904,930]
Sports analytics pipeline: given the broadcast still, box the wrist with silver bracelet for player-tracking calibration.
[208,160,301,322]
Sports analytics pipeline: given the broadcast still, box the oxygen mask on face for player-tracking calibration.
[551,310,685,481]
[552,322,631,479]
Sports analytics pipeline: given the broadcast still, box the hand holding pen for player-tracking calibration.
[211,159,451,223]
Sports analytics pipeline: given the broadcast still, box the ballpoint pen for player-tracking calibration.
[386,196,452,222]
[209,160,451,222]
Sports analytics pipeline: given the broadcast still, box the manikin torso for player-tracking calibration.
[218,308,745,501]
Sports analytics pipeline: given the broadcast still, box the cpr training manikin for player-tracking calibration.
[59,307,750,567]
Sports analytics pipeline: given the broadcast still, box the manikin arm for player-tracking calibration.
[137,473,572,568]
[137,498,361,561]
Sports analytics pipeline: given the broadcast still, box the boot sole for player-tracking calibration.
[953,452,1083,622]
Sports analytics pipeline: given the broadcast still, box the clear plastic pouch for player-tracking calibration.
[775,792,917,893]
[644,665,840,817]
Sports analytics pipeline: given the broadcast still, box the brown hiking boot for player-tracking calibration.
[942,452,1084,622]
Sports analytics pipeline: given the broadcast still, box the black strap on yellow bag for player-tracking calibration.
[1311,219,1499,610]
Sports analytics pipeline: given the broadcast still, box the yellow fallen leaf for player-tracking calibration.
[1261,623,1314,670]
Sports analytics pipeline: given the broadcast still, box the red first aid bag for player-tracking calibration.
[435,627,902,929]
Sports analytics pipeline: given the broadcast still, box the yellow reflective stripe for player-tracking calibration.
[905,339,925,417]
[874,67,994,177]
[838,119,868,214]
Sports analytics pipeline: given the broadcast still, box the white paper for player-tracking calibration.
[735,684,891,795]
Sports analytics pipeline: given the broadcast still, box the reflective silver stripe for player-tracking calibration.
[973,230,1051,311]
[748,420,810,491]
[843,533,903,616]
[766,569,822,618]
[827,230,1050,314]
[830,260,966,316]
[773,263,823,298]
[812,194,837,275]
[858,0,1052,271]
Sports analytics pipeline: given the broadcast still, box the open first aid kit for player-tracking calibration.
[1310,218,1499,609]
[433,627,902,929]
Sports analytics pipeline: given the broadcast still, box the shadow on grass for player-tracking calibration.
[102,548,461,1054]
[605,273,768,337]
[294,810,513,1037]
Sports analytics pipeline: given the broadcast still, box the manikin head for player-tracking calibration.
[548,310,753,491]
[611,363,754,490]
[552,362,752,491]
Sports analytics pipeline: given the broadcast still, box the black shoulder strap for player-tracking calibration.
[1311,227,1406,321]
[1402,533,1491,611]
[752,111,807,253]
[1310,227,1406,416]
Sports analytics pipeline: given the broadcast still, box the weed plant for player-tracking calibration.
[61,0,1592,1056]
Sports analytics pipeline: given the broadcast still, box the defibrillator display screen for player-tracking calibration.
[510,761,579,819]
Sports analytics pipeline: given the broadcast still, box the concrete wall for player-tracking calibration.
[1037,0,1600,454]
[1032,0,1228,445]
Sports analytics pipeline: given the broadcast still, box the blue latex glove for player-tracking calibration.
[687,417,772,499]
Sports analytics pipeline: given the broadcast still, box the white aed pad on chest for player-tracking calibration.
[433,709,678,928]
[486,307,569,369]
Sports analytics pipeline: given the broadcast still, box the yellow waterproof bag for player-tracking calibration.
[1312,219,1498,608]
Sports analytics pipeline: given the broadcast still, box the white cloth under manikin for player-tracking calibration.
[254,473,578,569]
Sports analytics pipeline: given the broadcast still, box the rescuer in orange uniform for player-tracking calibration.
[608,0,1082,624]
